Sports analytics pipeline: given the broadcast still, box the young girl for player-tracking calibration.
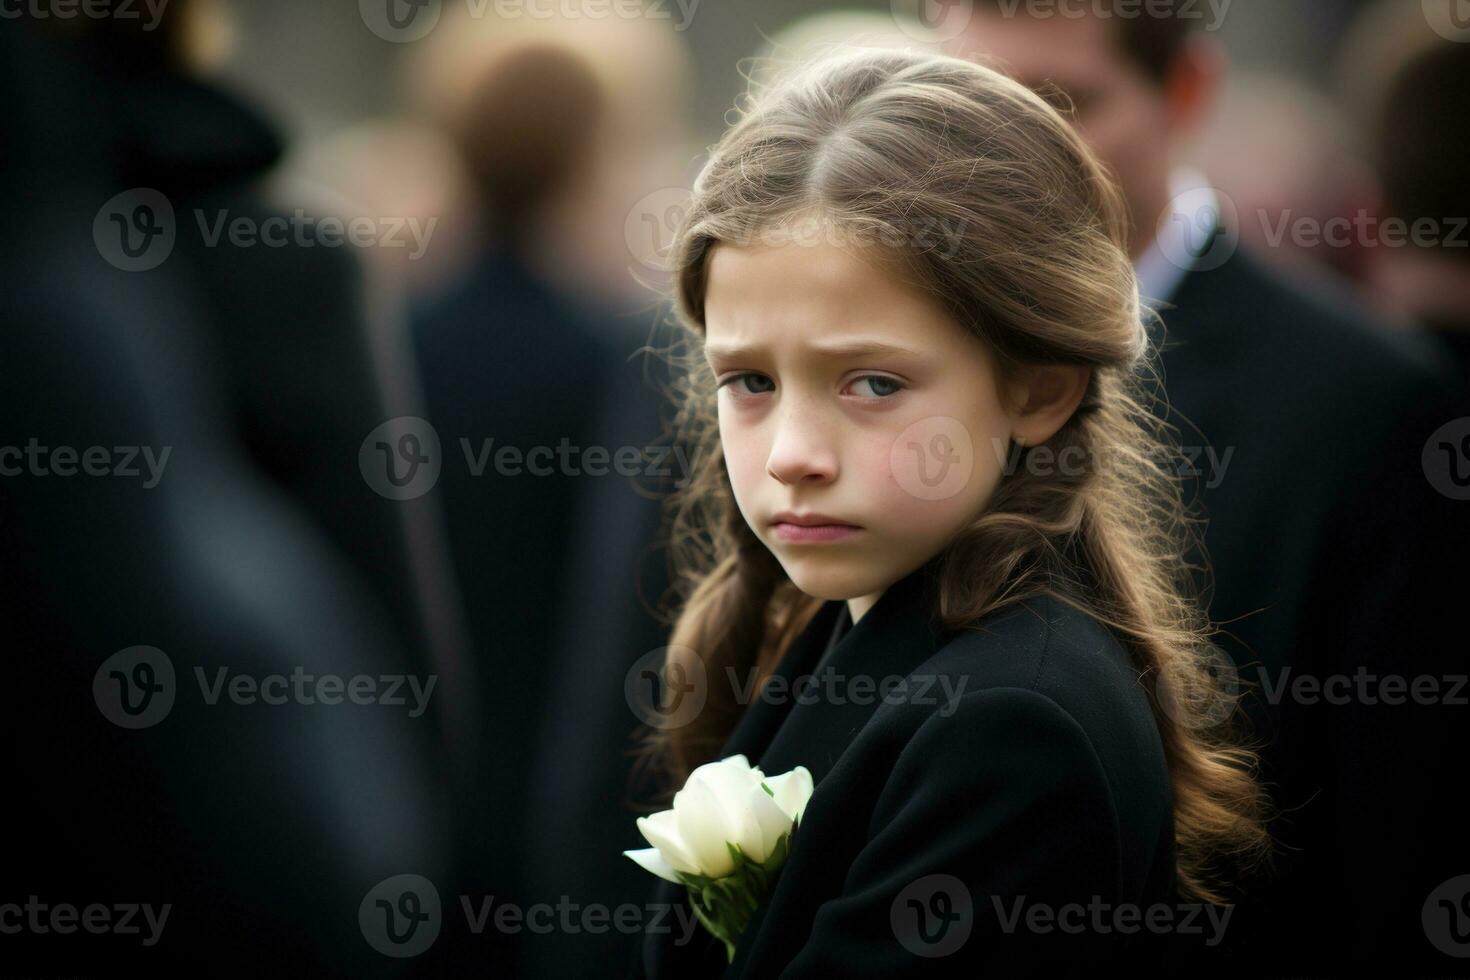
[629,47,1271,977]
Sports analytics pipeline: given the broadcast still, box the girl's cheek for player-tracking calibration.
[882,414,982,506]
[871,416,1007,531]
[719,427,765,513]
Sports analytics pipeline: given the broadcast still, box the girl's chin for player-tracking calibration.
[778,560,885,604]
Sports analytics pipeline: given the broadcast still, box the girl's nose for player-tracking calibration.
[765,411,839,486]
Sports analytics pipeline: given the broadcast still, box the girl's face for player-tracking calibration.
[703,236,1025,622]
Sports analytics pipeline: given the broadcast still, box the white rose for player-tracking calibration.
[623,754,814,883]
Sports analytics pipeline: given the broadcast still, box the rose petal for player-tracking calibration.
[693,756,765,816]
[675,777,737,877]
[636,810,701,875]
[764,766,815,822]
[623,847,683,883]
[738,780,795,863]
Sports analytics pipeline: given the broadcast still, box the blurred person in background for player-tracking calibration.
[1193,71,1378,288]
[1,5,452,975]
[402,7,694,975]
[0,0,472,728]
[1364,38,1470,382]
[945,0,1465,973]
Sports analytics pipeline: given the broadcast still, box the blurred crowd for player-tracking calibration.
[2,0,1466,976]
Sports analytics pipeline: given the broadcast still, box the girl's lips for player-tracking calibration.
[772,522,863,543]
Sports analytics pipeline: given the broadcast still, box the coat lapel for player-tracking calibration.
[747,556,950,784]
[643,557,953,978]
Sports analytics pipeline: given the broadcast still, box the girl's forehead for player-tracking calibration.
[701,243,987,371]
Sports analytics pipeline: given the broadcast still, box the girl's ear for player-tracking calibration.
[1008,364,1091,447]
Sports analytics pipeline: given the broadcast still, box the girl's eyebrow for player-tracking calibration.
[704,339,926,362]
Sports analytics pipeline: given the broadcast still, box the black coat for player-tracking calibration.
[1145,249,1469,974]
[635,557,1177,978]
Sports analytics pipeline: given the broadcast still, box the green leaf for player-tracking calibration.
[761,832,790,874]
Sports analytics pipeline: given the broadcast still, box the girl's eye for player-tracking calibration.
[718,373,776,396]
[715,373,904,399]
[847,375,904,399]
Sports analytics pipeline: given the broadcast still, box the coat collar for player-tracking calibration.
[644,554,953,978]
[721,553,951,780]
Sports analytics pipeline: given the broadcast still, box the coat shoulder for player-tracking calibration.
[898,595,1171,808]
[924,595,1155,724]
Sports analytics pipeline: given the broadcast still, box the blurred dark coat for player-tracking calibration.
[411,252,676,976]
[1,26,450,977]
[1146,248,1466,976]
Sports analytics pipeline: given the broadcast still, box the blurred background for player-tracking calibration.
[3,0,1466,977]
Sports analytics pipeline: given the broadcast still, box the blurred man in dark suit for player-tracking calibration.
[1368,39,1470,383]
[949,3,1465,973]
[409,47,614,977]
[408,20,690,975]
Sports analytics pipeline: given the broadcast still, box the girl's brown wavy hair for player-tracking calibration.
[630,47,1273,904]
